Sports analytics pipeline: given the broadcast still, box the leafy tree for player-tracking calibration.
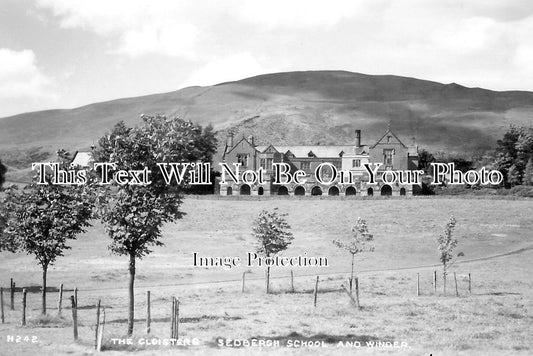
[436,215,463,295]
[494,125,533,187]
[93,115,216,335]
[418,149,436,173]
[252,209,294,294]
[333,217,374,293]
[0,152,94,314]
[0,159,6,188]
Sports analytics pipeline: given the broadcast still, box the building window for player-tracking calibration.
[266,158,273,170]
[383,149,393,165]
[387,135,392,143]
[352,159,361,168]
[301,161,310,170]
[237,154,249,167]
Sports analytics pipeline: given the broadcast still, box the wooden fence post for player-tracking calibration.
[241,272,246,294]
[175,299,180,339]
[170,297,175,338]
[58,284,63,316]
[416,273,420,297]
[454,272,459,297]
[313,276,319,307]
[290,270,294,293]
[433,270,437,294]
[146,291,151,334]
[468,273,472,295]
[10,280,15,311]
[94,300,101,350]
[1,287,4,324]
[71,296,78,341]
[21,289,27,326]
[74,287,78,308]
[96,308,105,352]
[355,277,360,309]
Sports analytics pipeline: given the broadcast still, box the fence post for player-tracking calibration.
[10,280,15,311]
[170,297,175,338]
[468,273,472,295]
[454,272,459,297]
[290,270,294,293]
[21,289,27,326]
[74,287,78,308]
[1,287,4,324]
[313,276,319,307]
[95,300,101,350]
[58,284,63,316]
[355,277,360,309]
[416,273,420,297]
[175,299,180,339]
[241,272,246,294]
[71,296,78,341]
[96,308,105,352]
[146,291,151,334]
[433,270,437,294]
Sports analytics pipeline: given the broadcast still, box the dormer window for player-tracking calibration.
[308,151,315,157]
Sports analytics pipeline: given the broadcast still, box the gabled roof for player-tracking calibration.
[70,151,93,167]
[370,129,407,149]
[225,136,259,155]
[270,145,359,158]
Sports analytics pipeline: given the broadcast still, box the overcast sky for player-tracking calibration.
[1,0,533,117]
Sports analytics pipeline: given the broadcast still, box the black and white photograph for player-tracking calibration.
[0,1,532,355]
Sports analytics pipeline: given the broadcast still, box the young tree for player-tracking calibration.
[93,115,217,335]
[333,217,374,293]
[436,215,463,295]
[0,152,94,314]
[252,209,294,294]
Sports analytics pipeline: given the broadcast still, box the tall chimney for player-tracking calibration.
[248,135,255,146]
[355,129,361,148]
[227,132,234,148]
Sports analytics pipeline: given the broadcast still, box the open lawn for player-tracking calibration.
[0,197,532,355]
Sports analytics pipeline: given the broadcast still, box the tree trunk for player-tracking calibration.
[127,253,136,335]
[443,269,447,296]
[42,265,48,315]
[266,266,270,294]
[350,254,355,293]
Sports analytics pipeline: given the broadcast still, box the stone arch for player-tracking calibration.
[311,186,323,196]
[258,187,264,196]
[240,184,251,195]
[367,187,373,196]
[277,186,289,195]
[294,186,306,196]
[400,187,406,196]
[328,186,340,196]
[380,184,392,196]
[345,186,356,196]
[226,186,233,196]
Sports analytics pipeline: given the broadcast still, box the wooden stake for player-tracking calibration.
[433,270,437,294]
[1,287,4,324]
[341,284,358,309]
[241,272,246,294]
[96,307,105,352]
[170,297,175,338]
[146,291,151,334]
[74,287,78,308]
[355,277,360,309]
[290,270,294,293]
[454,272,459,297]
[58,284,63,316]
[468,273,472,295]
[174,299,180,339]
[10,280,15,311]
[313,276,319,307]
[21,289,27,326]
[95,300,101,350]
[416,273,420,297]
[71,296,78,341]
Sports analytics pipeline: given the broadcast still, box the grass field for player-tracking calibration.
[0,197,532,355]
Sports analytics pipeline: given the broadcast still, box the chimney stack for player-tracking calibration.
[227,132,234,148]
[355,129,361,148]
[248,135,255,146]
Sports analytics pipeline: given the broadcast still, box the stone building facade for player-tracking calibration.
[218,128,419,196]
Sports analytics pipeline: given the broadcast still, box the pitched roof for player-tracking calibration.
[371,129,407,148]
[264,145,367,158]
[70,151,93,167]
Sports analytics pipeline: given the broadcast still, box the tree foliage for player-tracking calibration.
[93,115,217,334]
[0,159,6,189]
[494,125,533,187]
[436,215,463,294]
[333,217,374,291]
[252,209,294,293]
[0,152,94,314]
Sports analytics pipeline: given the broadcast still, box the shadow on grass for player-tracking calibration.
[209,331,386,347]
[107,315,242,324]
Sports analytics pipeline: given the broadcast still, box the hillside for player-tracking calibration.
[1,70,533,180]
